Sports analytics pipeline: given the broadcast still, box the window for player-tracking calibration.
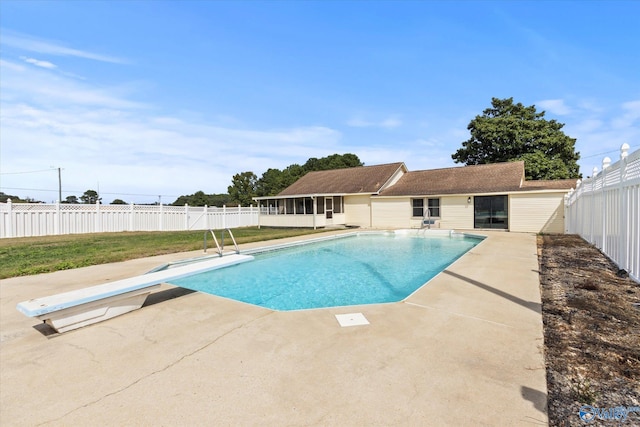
[286,199,294,215]
[334,196,343,213]
[412,198,440,217]
[412,199,424,217]
[317,197,325,214]
[304,198,313,214]
[427,198,440,217]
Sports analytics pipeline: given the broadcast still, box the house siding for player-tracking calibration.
[371,198,411,228]
[439,196,474,229]
[509,192,565,233]
[345,195,372,227]
[259,214,319,228]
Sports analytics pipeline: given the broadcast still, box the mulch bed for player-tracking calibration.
[537,234,640,426]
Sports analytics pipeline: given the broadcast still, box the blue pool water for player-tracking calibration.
[169,232,483,311]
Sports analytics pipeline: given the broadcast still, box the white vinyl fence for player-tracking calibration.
[565,144,640,282]
[0,202,259,238]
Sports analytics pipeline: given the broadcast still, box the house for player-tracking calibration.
[254,161,577,233]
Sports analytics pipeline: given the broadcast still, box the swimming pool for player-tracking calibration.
[169,231,484,311]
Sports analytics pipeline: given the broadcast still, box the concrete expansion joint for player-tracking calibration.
[403,301,516,329]
[36,311,273,426]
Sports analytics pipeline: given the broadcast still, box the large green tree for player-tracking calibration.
[451,97,581,179]
[228,172,258,206]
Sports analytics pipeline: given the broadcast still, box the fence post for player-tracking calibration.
[184,203,189,230]
[129,203,134,231]
[6,199,13,238]
[159,202,164,231]
[54,200,60,236]
[223,205,227,229]
[619,143,630,272]
[602,157,611,253]
[204,205,209,230]
[95,200,101,233]
[590,167,597,244]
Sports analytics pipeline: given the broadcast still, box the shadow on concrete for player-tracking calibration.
[30,287,196,338]
[33,322,57,337]
[143,286,196,307]
[443,270,541,314]
[521,385,547,415]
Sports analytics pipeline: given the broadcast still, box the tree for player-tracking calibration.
[80,189,101,204]
[171,191,231,207]
[111,199,127,205]
[451,97,581,180]
[227,172,257,206]
[63,195,79,204]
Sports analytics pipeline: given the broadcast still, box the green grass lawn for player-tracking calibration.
[0,227,328,279]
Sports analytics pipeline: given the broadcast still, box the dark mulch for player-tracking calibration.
[537,234,640,426]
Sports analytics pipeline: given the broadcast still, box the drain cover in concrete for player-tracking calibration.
[335,313,369,327]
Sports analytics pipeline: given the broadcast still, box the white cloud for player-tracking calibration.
[20,56,56,69]
[0,58,345,202]
[2,30,126,64]
[1,59,145,109]
[612,100,640,129]
[537,99,572,115]
[346,115,402,129]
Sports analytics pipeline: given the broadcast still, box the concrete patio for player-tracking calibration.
[0,231,548,426]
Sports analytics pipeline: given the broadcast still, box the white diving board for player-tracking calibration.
[16,254,254,333]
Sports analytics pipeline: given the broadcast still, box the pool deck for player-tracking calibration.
[0,230,548,426]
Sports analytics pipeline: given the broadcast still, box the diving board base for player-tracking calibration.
[38,285,161,333]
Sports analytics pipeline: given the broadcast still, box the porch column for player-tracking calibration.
[312,196,317,230]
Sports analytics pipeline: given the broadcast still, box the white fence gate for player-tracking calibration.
[565,144,640,282]
[0,202,260,238]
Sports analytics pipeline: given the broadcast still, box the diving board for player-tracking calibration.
[16,254,254,333]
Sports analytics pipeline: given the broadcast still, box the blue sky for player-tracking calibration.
[1,0,639,204]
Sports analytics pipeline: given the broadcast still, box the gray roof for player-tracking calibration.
[277,162,405,196]
[378,162,526,196]
[272,160,576,198]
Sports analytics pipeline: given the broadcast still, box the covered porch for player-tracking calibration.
[255,195,345,229]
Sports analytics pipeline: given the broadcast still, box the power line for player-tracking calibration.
[0,168,58,175]
[0,186,180,199]
[580,144,639,160]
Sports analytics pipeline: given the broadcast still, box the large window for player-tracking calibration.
[412,198,440,217]
[474,195,508,229]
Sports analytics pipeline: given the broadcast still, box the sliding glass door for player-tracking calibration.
[474,196,508,229]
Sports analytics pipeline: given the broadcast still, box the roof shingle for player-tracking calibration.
[277,162,405,196]
[378,162,526,196]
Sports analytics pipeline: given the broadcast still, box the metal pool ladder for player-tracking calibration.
[204,228,240,256]
[421,208,432,229]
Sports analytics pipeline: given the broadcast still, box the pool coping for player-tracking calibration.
[0,229,548,426]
